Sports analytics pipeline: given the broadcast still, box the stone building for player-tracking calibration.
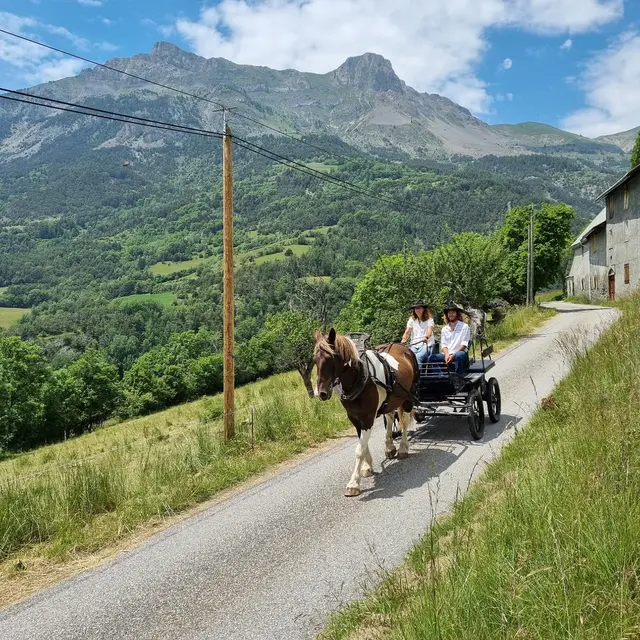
[565,208,607,300]
[597,164,640,300]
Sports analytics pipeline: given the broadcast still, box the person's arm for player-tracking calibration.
[441,326,450,358]
[457,323,471,352]
[424,319,434,342]
[401,319,412,344]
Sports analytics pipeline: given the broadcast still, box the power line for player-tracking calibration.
[0,28,357,162]
[0,87,224,137]
[0,94,221,139]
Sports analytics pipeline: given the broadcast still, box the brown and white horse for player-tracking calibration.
[314,329,419,496]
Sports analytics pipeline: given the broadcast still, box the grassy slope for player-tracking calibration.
[0,307,29,328]
[321,297,639,640]
[0,305,555,606]
[149,257,209,275]
[112,292,176,306]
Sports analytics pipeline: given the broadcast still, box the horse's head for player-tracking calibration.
[313,328,358,401]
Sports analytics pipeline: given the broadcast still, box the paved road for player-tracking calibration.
[0,303,618,640]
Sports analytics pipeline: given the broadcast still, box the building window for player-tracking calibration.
[609,195,615,219]
[592,234,597,253]
[624,219,630,242]
[609,228,614,249]
[581,278,585,291]
[624,263,630,284]
[624,186,629,210]
[593,276,598,290]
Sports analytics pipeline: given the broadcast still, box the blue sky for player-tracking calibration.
[1,0,639,137]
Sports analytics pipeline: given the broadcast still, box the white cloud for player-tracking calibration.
[97,42,119,52]
[0,12,92,86]
[560,38,573,50]
[175,0,622,114]
[25,58,86,84]
[502,57,513,69]
[562,31,640,137]
[77,0,103,6]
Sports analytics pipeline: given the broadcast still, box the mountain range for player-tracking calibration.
[0,42,635,165]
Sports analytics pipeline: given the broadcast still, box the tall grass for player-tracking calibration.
[321,296,639,640]
[486,304,556,349]
[0,372,349,565]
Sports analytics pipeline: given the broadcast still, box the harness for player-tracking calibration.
[334,337,412,416]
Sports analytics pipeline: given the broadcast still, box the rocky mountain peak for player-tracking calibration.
[149,42,205,69]
[330,52,404,92]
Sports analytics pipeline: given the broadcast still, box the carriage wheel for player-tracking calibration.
[486,378,501,423]
[467,389,485,440]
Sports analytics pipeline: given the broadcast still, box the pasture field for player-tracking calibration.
[148,258,208,275]
[0,304,555,605]
[0,287,8,297]
[111,292,176,307]
[321,296,639,640]
[0,307,28,328]
[254,244,310,264]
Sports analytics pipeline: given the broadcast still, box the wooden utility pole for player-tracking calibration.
[222,115,235,440]
[527,204,535,305]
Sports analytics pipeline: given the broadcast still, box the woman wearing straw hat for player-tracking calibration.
[401,301,435,365]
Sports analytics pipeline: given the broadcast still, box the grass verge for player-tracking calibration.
[486,304,556,353]
[320,297,638,640]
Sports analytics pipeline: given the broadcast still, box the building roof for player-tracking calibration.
[571,207,606,249]
[596,163,640,201]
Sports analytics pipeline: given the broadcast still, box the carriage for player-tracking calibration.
[411,335,501,440]
[347,326,501,441]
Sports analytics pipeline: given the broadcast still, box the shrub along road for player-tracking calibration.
[0,303,618,640]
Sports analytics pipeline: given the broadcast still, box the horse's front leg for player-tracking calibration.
[385,413,397,459]
[397,407,412,459]
[345,426,372,497]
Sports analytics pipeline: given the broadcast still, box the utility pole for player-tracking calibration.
[222,112,235,440]
[527,204,535,305]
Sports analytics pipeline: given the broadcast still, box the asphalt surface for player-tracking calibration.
[0,303,619,640]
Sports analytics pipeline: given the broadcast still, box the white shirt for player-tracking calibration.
[440,320,470,354]
[406,317,435,346]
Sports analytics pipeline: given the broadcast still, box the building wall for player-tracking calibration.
[566,225,608,300]
[607,172,640,298]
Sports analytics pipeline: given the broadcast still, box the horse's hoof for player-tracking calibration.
[361,467,373,478]
[386,449,397,459]
[344,486,361,497]
[397,450,409,460]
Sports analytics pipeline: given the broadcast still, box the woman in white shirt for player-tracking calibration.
[401,301,435,365]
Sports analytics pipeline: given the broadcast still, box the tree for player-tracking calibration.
[433,232,510,309]
[337,251,439,344]
[260,311,320,397]
[631,129,640,169]
[501,202,575,302]
[0,337,50,451]
[52,350,122,434]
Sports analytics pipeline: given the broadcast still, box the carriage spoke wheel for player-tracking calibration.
[467,389,485,440]
[486,377,501,424]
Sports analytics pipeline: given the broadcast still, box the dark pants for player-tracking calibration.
[428,351,469,375]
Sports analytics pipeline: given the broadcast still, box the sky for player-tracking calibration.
[0,0,639,137]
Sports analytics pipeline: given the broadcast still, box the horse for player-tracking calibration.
[314,328,419,497]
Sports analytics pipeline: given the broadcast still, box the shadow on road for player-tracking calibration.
[411,412,523,446]
[358,412,522,502]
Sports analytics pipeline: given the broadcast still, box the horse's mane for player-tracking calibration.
[315,332,359,366]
